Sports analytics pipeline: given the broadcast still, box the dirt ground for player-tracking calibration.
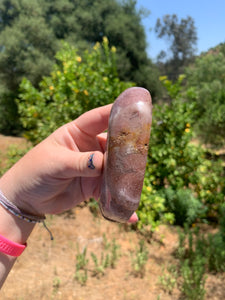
[1,134,225,300]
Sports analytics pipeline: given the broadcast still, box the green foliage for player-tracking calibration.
[0,0,161,133]
[174,223,225,298]
[17,38,133,144]
[108,238,120,268]
[204,233,225,273]
[102,236,120,268]
[52,277,61,296]
[0,144,31,176]
[42,0,160,96]
[136,75,224,233]
[88,198,100,218]
[147,95,196,190]
[151,75,224,200]
[159,74,186,99]
[159,227,207,298]
[90,252,109,277]
[185,46,225,147]
[155,14,197,80]
[180,257,206,300]
[0,0,57,133]
[201,204,225,273]
[74,235,121,284]
[137,180,174,234]
[191,158,225,215]
[131,240,149,278]
[0,0,56,89]
[163,187,203,226]
[90,238,120,277]
[74,245,89,285]
[158,265,178,294]
[0,91,21,135]
[175,227,207,299]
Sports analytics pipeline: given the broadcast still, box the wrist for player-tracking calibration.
[0,172,40,245]
[0,205,34,288]
[0,203,35,246]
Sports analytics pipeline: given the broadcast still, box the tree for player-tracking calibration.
[17,39,133,144]
[184,44,225,148]
[0,0,58,133]
[155,14,197,79]
[39,0,161,96]
[0,1,57,91]
[0,0,160,134]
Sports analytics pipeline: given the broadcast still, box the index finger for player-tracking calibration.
[73,104,112,136]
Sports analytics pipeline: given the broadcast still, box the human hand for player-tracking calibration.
[0,104,138,223]
[0,104,138,289]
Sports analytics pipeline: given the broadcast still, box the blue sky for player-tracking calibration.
[136,0,225,61]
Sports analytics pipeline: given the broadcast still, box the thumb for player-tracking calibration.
[61,150,104,178]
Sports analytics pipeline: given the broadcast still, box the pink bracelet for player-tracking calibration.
[0,234,26,257]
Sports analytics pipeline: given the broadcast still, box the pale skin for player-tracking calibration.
[0,104,138,288]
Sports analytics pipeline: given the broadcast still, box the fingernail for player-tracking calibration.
[128,213,138,223]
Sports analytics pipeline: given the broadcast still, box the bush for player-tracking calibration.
[17,38,133,144]
[147,97,197,190]
[162,187,203,226]
[185,47,225,147]
[136,76,224,233]
[0,90,21,135]
[137,180,174,234]
[0,145,31,176]
[177,223,225,276]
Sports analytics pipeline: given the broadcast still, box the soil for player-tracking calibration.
[1,135,225,300]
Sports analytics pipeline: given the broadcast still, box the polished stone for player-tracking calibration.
[100,87,152,222]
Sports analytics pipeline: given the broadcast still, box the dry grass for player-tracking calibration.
[1,207,181,300]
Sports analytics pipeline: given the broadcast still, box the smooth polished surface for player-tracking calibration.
[100,87,152,222]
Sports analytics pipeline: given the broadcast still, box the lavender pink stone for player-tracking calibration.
[100,87,152,223]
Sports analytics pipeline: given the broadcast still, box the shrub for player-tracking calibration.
[131,240,149,278]
[185,47,225,147]
[162,187,203,226]
[137,180,174,234]
[0,144,31,176]
[17,38,133,144]
[136,75,224,232]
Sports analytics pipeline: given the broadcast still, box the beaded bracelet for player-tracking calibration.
[0,189,45,223]
[0,189,54,240]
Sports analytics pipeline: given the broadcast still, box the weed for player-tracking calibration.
[52,277,61,296]
[74,236,121,284]
[180,257,206,300]
[158,265,178,294]
[88,198,99,218]
[177,223,225,273]
[74,245,89,285]
[131,240,149,278]
[102,235,120,268]
[109,238,120,268]
[74,268,88,286]
[90,252,109,277]
[176,226,207,299]
[75,245,89,270]
[90,236,120,277]
[102,233,111,250]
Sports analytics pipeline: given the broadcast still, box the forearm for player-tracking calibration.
[0,188,35,288]
[0,248,16,288]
